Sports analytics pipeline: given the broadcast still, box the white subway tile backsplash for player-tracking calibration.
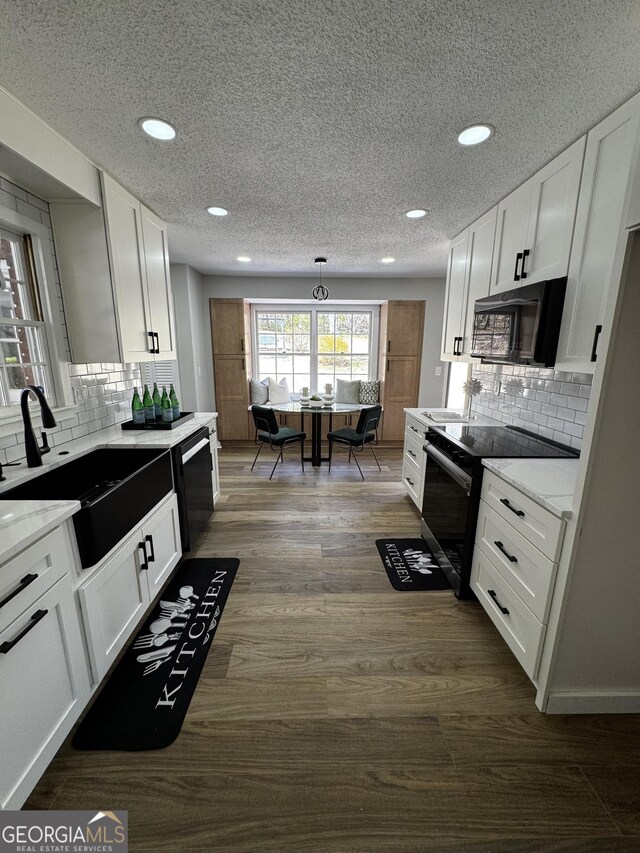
[471,363,592,449]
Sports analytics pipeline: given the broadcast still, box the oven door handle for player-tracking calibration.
[182,437,210,464]
[424,442,472,494]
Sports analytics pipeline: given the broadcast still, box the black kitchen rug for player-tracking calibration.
[376,539,451,591]
[73,558,238,751]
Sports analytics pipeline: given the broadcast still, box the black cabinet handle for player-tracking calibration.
[145,534,156,563]
[241,338,245,352]
[453,336,463,356]
[408,449,417,458]
[0,609,48,654]
[405,477,415,486]
[521,249,529,279]
[500,497,525,518]
[387,340,390,353]
[513,252,523,281]
[387,361,390,372]
[154,332,161,354]
[488,589,510,615]
[138,541,149,571]
[590,324,602,362]
[0,573,38,610]
[148,331,155,353]
[494,540,518,563]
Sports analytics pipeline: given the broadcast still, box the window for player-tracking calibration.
[0,228,52,407]
[254,307,377,393]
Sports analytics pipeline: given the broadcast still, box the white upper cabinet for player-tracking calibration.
[556,94,640,373]
[51,173,176,364]
[441,207,497,361]
[490,137,586,293]
[441,229,469,359]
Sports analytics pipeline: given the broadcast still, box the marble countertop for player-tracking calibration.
[403,408,501,430]
[482,457,580,518]
[0,412,216,566]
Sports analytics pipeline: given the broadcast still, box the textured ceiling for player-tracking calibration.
[1,0,640,278]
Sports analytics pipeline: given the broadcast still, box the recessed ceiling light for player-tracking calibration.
[138,117,177,141]
[381,257,395,263]
[207,206,228,216]
[237,256,251,263]
[457,124,494,146]
[405,209,426,219]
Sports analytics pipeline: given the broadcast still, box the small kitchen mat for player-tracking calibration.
[72,557,238,751]
[376,539,451,591]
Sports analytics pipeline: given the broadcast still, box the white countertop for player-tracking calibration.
[403,408,501,429]
[0,412,216,566]
[482,457,580,518]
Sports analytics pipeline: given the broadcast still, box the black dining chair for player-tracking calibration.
[327,405,382,480]
[250,405,306,479]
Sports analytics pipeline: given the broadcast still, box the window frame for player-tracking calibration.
[0,201,73,425]
[251,303,380,392]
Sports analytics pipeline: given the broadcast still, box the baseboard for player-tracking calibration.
[543,690,640,714]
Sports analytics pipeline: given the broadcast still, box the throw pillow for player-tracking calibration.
[267,376,290,403]
[335,378,361,403]
[359,380,379,404]
[250,377,269,405]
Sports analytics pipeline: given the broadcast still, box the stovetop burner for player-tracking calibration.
[428,424,579,459]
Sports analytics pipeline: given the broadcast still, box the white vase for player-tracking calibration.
[322,394,335,406]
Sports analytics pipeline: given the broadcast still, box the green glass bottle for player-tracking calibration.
[169,383,180,421]
[142,384,155,423]
[161,385,173,422]
[152,382,162,420]
[131,387,145,425]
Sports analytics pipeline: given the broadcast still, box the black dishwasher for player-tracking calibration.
[172,427,214,552]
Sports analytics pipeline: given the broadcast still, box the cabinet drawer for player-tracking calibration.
[0,527,70,632]
[471,548,545,680]
[475,501,558,622]
[481,471,565,561]
[404,416,426,442]
[403,430,424,469]
[402,457,423,508]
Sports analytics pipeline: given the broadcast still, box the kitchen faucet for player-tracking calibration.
[20,385,57,467]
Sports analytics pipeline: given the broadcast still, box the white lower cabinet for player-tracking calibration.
[0,537,90,810]
[471,471,566,683]
[401,414,426,508]
[79,493,181,683]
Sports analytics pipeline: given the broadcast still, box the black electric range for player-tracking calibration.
[420,424,579,599]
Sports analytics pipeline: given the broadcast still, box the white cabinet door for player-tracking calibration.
[0,575,90,809]
[441,229,469,359]
[79,533,149,683]
[490,182,532,293]
[490,138,585,293]
[556,97,640,373]
[140,205,176,359]
[459,206,497,357]
[142,494,181,602]
[522,136,586,285]
[101,173,153,362]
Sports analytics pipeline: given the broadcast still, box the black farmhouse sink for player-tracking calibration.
[0,448,173,568]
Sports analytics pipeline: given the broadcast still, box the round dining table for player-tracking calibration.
[266,401,367,467]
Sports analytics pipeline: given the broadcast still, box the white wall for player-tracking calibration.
[170,263,215,412]
[199,274,447,408]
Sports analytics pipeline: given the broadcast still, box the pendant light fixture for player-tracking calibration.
[312,257,329,301]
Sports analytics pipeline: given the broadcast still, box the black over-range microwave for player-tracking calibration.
[470,277,567,368]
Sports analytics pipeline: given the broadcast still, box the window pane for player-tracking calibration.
[318,334,334,353]
[258,314,277,332]
[276,354,293,373]
[259,355,276,374]
[336,313,352,334]
[0,235,37,321]
[258,332,276,351]
[352,334,369,353]
[293,355,310,373]
[293,333,310,353]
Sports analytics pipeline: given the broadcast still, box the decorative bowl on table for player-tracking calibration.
[308,396,323,407]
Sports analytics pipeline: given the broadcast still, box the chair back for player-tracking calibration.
[251,404,279,435]
[355,405,382,435]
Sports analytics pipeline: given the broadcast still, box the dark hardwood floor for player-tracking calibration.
[26,445,640,851]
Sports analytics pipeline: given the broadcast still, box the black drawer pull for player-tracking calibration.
[138,541,149,571]
[487,589,510,615]
[145,534,156,563]
[590,324,602,362]
[520,249,530,279]
[147,331,155,353]
[405,477,415,486]
[0,573,38,610]
[494,540,518,563]
[408,449,417,458]
[514,251,523,281]
[500,497,525,518]
[0,609,48,654]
